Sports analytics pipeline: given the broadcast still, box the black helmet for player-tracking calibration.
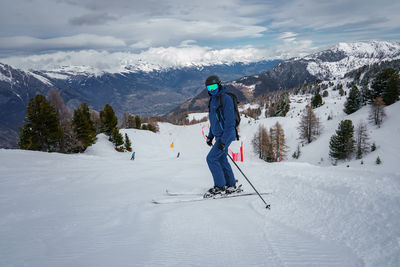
[205,75,221,86]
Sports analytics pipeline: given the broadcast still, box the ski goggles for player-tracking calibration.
[206,83,219,91]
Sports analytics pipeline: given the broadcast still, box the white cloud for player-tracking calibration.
[278,32,298,41]
[0,45,278,73]
[0,34,126,51]
[1,0,397,60]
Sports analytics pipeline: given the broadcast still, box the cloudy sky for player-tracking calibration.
[0,0,399,70]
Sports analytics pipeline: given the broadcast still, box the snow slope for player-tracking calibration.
[306,41,400,79]
[1,102,400,266]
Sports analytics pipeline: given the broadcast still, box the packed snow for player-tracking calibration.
[1,89,400,266]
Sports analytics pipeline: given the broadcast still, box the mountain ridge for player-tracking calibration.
[0,60,279,148]
[167,40,400,119]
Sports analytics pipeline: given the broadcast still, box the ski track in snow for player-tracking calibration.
[1,102,400,266]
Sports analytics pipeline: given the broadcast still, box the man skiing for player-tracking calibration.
[204,75,238,198]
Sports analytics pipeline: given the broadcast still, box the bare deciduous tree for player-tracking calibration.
[355,120,370,159]
[48,89,71,125]
[252,125,273,162]
[297,106,322,144]
[270,122,288,161]
[369,97,386,128]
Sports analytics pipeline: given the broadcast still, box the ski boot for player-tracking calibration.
[203,186,225,198]
[225,184,243,195]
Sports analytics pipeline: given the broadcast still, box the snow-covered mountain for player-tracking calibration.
[168,41,400,119]
[1,40,399,148]
[306,41,400,79]
[0,60,279,148]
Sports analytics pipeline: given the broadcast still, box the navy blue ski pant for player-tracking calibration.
[206,139,236,188]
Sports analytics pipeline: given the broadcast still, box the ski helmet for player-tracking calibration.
[205,75,221,86]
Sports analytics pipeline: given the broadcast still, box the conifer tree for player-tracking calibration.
[72,103,96,150]
[18,94,62,151]
[329,120,355,160]
[371,68,400,105]
[135,115,142,129]
[344,85,362,114]
[381,69,400,105]
[127,115,136,128]
[298,106,322,144]
[124,133,132,152]
[47,89,72,153]
[311,92,323,108]
[100,104,118,136]
[111,128,124,149]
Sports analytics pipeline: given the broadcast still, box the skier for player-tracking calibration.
[204,75,238,197]
[131,151,135,160]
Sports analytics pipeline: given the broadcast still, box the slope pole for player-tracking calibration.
[226,151,270,209]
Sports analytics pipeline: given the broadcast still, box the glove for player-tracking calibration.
[217,141,225,151]
[206,137,213,147]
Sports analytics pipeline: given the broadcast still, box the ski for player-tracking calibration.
[152,191,271,205]
[166,184,244,196]
[165,189,203,196]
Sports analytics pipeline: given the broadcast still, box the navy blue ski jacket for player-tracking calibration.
[207,86,236,145]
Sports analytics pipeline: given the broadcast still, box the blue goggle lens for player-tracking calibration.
[207,84,219,91]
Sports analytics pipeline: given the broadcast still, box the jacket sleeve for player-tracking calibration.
[207,111,214,139]
[221,94,236,144]
[207,129,214,139]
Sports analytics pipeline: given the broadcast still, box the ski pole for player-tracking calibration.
[225,151,271,209]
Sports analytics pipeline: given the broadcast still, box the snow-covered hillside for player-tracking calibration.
[306,41,400,79]
[1,90,399,266]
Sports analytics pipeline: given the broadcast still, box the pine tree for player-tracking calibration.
[311,92,323,108]
[111,128,124,149]
[298,106,322,144]
[127,115,136,128]
[135,115,142,129]
[382,69,400,105]
[72,103,96,150]
[100,104,118,136]
[329,120,355,160]
[371,68,400,105]
[47,89,71,153]
[18,94,62,152]
[124,133,132,152]
[371,143,376,152]
[360,84,373,105]
[344,85,362,114]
